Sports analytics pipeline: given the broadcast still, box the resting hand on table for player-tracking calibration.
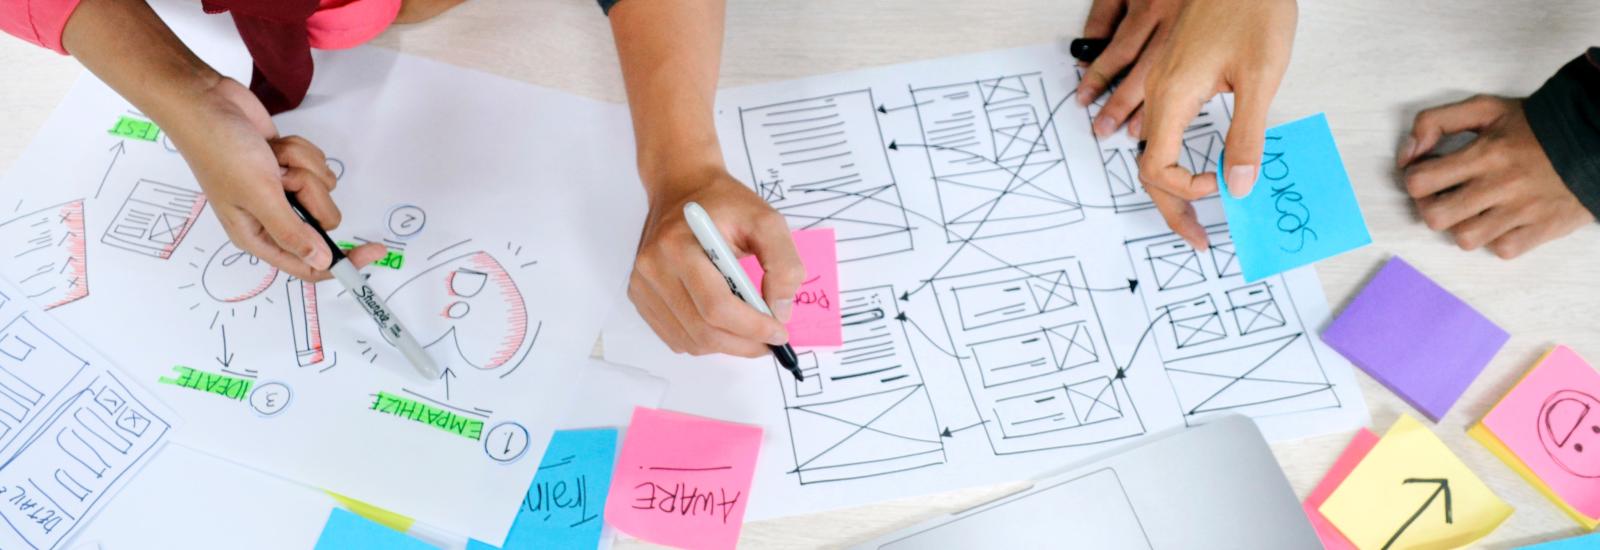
[1399,95,1595,259]
[1076,0,1297,250]
[628,170,804,357]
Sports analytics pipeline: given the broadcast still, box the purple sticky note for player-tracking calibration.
[1321,257,1509,421]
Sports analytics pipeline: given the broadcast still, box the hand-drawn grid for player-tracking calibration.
[877,467,1153,550]
[909,74,1088,242]
[1123,225,1341,425]
[1082,76,1235,213]
[738,90,915,263]
[776,285,945,485]
[929,257,1145,455]
[100,179,205,259]
[0,312,170,550]
[0,201,89,310]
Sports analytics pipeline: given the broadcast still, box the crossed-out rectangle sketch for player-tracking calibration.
[776,285,945,484]
[930,257,1144,455]
[0,200,89,310]
[738,90,914,262]
[1086,79,1234,213]
[909,74,1087,241]
[1123,225,1341,425]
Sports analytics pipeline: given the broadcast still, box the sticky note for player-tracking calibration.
[1304,428,1380,550]
[1321,256,1508,421]
[1518,533,1600,549]
[1319,415,1512,550]
[1473,346,1600,527]
[603,407,762,550]
[314,508,437,550]
[468,428,619,550]
[1219,113,1371,281]
[740,228,841,347]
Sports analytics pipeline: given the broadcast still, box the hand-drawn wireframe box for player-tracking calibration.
[101,179,206,260]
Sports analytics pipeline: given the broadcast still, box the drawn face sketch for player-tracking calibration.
[1539,390,1600,478]
[202,241,279,303]
[389,251,530,370]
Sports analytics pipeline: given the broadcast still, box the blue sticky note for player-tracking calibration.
[315,508,436,550]
[1219,113,1371,281]
[1517,533,1600,549]
[468,428,620,550]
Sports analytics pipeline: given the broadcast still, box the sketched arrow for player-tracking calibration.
[877,100,930,114]
[895,312,969,359]
[439,367,457,401]
[95,141,126,199]
[214,325,234,368]
[1383,478,1453,550]
[940,420,989,438]
[1114,309,1172,380]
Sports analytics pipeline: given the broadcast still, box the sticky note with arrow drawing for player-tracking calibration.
[1319,414,1511,550]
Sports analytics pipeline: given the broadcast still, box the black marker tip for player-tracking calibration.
[772,344,803,381]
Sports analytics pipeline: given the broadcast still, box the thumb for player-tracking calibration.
[1221,85,1273,199]
[744,214,804,324]
[255,194,333,271]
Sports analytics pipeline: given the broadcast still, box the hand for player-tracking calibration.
[1075,0,1185,138]
[628,167,804,357]
[1399,95,1595,259]
[1135,0,1298,250]
[167,78,386,280]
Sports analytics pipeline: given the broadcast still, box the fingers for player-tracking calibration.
[271,136,337,185]
[1220,78,1276,198]
[680,241,789,346]
[1127,107,1144,139]
[1403,142,1490,199]
[1091,30,1161,137]
[1081,0,1126,41]
[628,272,694,354]
[1077,12,1157,106]
[1446,206,1526,252]
[1416,178,1504,231]
[634,248,772,358]
[1138,84,1208,199]
[344,243,387,270]
[1400,95,1507,167]
[1148,184,1211,250]
[250,192,334,272]
[282,167,343,229]
[1487,223,1557,260]
[742,213,805,324]
[217,211,332,282]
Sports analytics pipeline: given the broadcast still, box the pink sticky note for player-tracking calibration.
[604,407,763,550]
[1482,346,1600,517]
[1304,428,1380,550]
[739,228,841,347]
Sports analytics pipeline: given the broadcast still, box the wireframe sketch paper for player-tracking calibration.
[1321,256,1508,421]
[1472,346,1600,527]
[1320,414,1511,550]
[0,2,645,543]
[1218,113,1371,281]
[856,415,1320,549]
[0,277,174,550]
[1304,428,1379,550]
[740,228,841,347]
[604,408,762,550]
[602,42,1368,520]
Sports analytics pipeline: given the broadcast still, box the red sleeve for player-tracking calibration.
[1,0,85,54]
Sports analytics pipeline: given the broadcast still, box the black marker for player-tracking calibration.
[1070,38,1110,63]
[682,202,804,382]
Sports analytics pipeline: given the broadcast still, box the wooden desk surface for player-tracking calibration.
[3,1,1597,547]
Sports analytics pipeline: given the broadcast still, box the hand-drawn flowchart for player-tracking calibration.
[0,5,646,544]
[603,44,1367,520]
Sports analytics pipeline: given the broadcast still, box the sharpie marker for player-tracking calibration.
[284,194,440,380]
[682,202,804,382]
[1069,38,1109,63]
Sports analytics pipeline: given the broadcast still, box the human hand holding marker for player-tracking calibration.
[1127,0,1297,250]
[1073,0,1186,137]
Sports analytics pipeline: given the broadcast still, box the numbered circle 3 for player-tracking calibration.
[484,422,530,463]
[249,382,292,417]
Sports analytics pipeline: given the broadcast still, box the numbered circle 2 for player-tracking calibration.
[484,422,530,463]
[249,382,292,417]
[386,205,427,239]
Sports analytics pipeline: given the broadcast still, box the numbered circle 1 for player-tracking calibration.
[386,205,427,239]
[249,382,292,417]
[484,422,530,463]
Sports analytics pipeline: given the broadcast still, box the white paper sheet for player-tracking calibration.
[855,415,1321,549]
[0,2,646,543]
[601,43,1368,520]
[0,278,175,550]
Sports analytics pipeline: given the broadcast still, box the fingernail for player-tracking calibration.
[279,166,289,177]
[1076,87,1092,106]
[767,328,789,346]
[772,299,794,324]
[1093,116,1114,137]
[1399,137,1418,164]
[304,246,330,268]
[1128,118,1142,138]
[1226,165,1257,198]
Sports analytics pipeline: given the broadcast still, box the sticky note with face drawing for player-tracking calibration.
[739,229,841,347]
[1319,414,1511,550]
[1472,346,1600,528]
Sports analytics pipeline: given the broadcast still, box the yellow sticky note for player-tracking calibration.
[326,491,416,533]
[1319,415,1512,549]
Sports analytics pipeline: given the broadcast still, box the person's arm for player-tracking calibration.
[58,0,383,278]
[606,0,804,357]
[1396,50,1600,260]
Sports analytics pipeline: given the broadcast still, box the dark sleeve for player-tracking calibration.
[1524,48,1600,218]
[597,0,620,15]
